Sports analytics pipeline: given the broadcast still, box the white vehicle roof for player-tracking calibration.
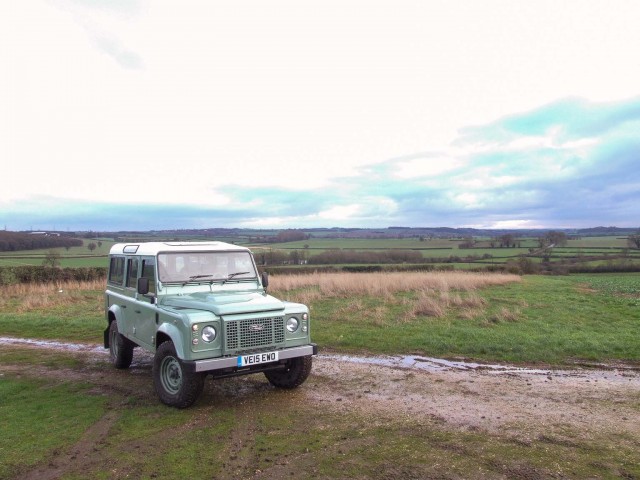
[109,241,250,256]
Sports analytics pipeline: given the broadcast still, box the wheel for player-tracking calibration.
[264,355,312,389]
[153,341,204,408]
[109,320,134,369]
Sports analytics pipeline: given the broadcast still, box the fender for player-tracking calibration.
[108,304,126,328]
[156,321,187,359]
[104,304,128,348]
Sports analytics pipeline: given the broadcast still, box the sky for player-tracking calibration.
[2,0,640,232]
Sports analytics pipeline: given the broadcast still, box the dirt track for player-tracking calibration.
[3,337,639,441]
[2,337,640,479]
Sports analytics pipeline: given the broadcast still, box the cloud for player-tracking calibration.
[50,0,144,70]
[3,96,640,231]
[92,34,143,69]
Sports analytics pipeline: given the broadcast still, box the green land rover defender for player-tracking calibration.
[104,242,317,408]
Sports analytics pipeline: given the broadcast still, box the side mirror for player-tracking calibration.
[137,277,157,304]
[261,271,269,290]
[137,277,149,295]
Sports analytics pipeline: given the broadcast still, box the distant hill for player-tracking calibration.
[92,225,638,241]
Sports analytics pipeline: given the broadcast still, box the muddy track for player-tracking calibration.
[2,337,640,479]
[3,336,639,438]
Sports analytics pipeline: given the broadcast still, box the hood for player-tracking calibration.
[160,291,284,316]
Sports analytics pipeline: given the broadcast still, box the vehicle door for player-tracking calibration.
[133,256,158,349]
[121,256,141,339]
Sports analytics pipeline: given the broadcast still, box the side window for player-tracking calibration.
[141,257,156,295]
[108,257,125,285]
[126,258,139,288]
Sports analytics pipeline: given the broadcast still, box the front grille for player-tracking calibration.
[225,317,284,353]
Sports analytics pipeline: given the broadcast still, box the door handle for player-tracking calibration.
[135,310,141,314]
[120,305,127,308]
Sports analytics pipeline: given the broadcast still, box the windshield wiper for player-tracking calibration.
[181,274,220,286]
[222,271,251,284]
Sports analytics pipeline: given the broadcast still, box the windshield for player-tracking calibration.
[158,251,257,283]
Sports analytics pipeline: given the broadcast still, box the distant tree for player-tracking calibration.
[458,236,475,249]
[628,231,640,249]
[544,231,568,247]
[97,241,103,248]
[274,230,309,243]
[87,242,97,252]
[498,234,515,248]
[42,250,61,267]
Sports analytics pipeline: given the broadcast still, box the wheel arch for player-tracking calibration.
[155,323,186,359]
[104,307,121,348]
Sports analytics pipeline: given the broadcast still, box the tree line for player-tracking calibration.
[0,232,83,252]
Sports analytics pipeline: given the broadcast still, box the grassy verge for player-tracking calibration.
[0,374,107,479]
[0,273,638,365]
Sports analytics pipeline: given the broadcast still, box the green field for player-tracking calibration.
[1,270,639,479]
[1,234,639,272]
[1,272,638,365]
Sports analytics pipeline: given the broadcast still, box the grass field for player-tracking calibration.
[1,271,639,479]
[1,272,638,365]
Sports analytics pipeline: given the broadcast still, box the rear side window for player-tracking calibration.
[108,257,125,285]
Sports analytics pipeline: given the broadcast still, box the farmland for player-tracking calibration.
[1,230,639,478]
[1,271,639,479]
[1,230,639,274]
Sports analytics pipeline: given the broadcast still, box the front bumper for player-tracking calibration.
[190,343,318,374]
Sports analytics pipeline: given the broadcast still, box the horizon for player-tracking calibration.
[3,225,637,235]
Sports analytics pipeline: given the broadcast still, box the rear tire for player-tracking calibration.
[153,341,204,408]
[109,320,134,369]
[264,355,312,389]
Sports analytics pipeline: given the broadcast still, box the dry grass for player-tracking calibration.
[0,280,103,312]
[270,271,520,297]
[0,272,521,321]
[409,292,445,318]
[271,271,520,322]
[492,306,522,323]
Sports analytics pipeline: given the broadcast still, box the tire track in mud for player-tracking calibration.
[2,335,640,460]
[20,411,120,480]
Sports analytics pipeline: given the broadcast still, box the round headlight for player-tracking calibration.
[201,326,217,343]
[286,317,299,333]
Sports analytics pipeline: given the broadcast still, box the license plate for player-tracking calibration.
[237,351,279,367]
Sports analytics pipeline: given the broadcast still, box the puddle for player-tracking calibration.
[320,353,554,375]
[0,336,106,354]
[1,336,636,377]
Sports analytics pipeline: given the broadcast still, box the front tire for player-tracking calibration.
[264,355,312,389]
[109,320,134,369]
[153,341,204,408]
